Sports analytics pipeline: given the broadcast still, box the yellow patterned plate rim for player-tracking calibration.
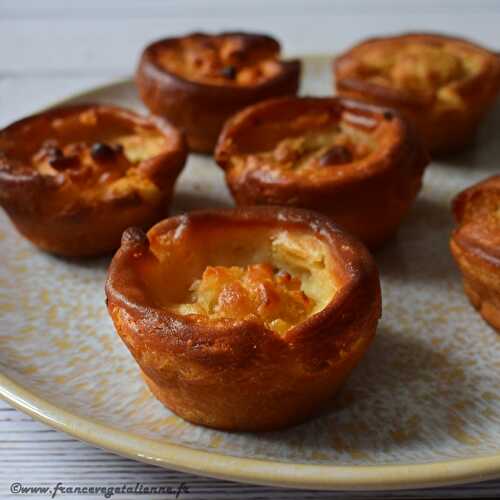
[2,368,500,490]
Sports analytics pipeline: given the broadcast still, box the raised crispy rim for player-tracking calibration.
[0,103,187,209]
[136,31,301,99]
[215,95,426,195]
[451,175,500,267]
[334,32,500,110]
[105,206,380,359]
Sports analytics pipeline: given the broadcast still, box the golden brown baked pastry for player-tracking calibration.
[105,207,381,431]
[334,33,500,154]
[215,96,428,249]
[136,32,300,153]
[450,175,500,332]
[0,104,187,257]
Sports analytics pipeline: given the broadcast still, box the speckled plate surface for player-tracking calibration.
[1,55,500,491]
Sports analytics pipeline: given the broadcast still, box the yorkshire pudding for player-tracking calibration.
[105,207,381,431]
[215,96,428,249]
[334,33,500,154]
[450,175,500,332]
[136,32,300,153]
[0,104,187,257]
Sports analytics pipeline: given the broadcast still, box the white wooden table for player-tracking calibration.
[1,1,500,498]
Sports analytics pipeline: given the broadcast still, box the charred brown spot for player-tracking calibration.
[121,226,149,251]
[47,148,80,170]
[90,142,118,162]
[383,111,394,121]
[318,145,353,166]
[220,65,237,79]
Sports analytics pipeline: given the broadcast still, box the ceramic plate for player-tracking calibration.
[1,55,500,491]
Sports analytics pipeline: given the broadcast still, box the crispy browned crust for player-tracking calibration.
[334,32,500,155]
[215,96,429,250]
[0,104,187,257]
[135,32,301,153]
[450,175,500,332]
[105,206,381,431]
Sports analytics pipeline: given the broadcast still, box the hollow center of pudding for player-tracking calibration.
[157,35,281,86]
[459,187,500,229]
[233,116,377,176]
[145,226,340,334]
[355,41,484,101]
[5,109,168,203]
[264,123,374,171]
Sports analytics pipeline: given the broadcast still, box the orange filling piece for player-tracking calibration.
[177,263,315,334]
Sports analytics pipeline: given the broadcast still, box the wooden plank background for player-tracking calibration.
[1,1,500,498]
